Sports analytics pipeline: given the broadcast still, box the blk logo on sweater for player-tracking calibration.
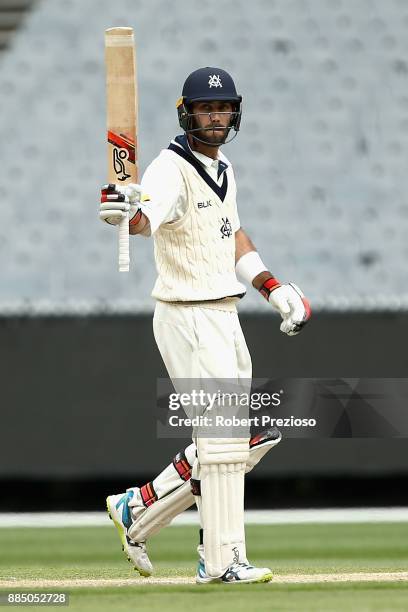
[197,200,213,209]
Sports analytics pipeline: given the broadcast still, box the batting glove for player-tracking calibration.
[100,183,143,226]
[260,278,311,336]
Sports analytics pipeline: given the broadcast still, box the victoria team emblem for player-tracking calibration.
[220,217,232,238]
[208,74,222,88]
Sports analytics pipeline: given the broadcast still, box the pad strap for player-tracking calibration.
[140,482,158,507]
[173,450,192,482]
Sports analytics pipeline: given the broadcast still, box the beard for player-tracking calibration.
[194,125,230,144]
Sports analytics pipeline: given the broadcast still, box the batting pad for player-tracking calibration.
[128,480,192,542]
[127,430,280,543]
[194,437,249,576]
[198,461,247,577]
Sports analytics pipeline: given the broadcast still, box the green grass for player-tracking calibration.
[0,523,408,610]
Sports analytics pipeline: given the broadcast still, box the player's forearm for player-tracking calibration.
[235,229,311,334]
[235,228,275,289]
[235,228,256,262]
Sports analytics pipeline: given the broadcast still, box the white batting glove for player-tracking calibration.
[260,278,311,336]
[100,183,143,226]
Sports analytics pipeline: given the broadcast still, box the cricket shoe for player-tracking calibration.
[106,491,153,577]
[196,560,273,584]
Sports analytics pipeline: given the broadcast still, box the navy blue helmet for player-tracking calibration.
[176,67,242,145]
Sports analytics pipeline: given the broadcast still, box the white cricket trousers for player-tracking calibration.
[153,301,252,381]
[154,301,251,575]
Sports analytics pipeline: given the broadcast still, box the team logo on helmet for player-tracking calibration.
[208,74,222,88]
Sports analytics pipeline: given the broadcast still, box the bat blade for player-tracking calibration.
[105,26,138,272]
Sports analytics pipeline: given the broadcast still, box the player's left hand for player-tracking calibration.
[267,281,311,336]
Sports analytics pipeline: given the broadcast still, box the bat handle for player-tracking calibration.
[118,213,130,272]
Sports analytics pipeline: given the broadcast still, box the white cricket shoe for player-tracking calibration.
[106,491,153,577]
[196,559,273,584]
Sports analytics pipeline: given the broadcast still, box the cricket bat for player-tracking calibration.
[105,27,138,272]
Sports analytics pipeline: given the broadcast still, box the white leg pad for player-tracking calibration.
[127,429,280,543]
[194,438,249,577]
[197,438,250,465]
[246,428,282,473]
[128,480,192,541]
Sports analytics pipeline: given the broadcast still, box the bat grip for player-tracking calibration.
[118,213,130,272]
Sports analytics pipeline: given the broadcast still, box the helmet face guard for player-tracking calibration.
[177,98,242,146]
[176,67,243,146]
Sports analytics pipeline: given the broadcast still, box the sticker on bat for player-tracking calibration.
[107,130,136,182]
[113,148,131,181]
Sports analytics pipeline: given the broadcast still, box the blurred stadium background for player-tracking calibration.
[0,0,408,513]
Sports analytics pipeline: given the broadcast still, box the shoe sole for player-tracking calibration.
[196,572,273,585]
[255,572,273,584]
[106,496,151,578]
